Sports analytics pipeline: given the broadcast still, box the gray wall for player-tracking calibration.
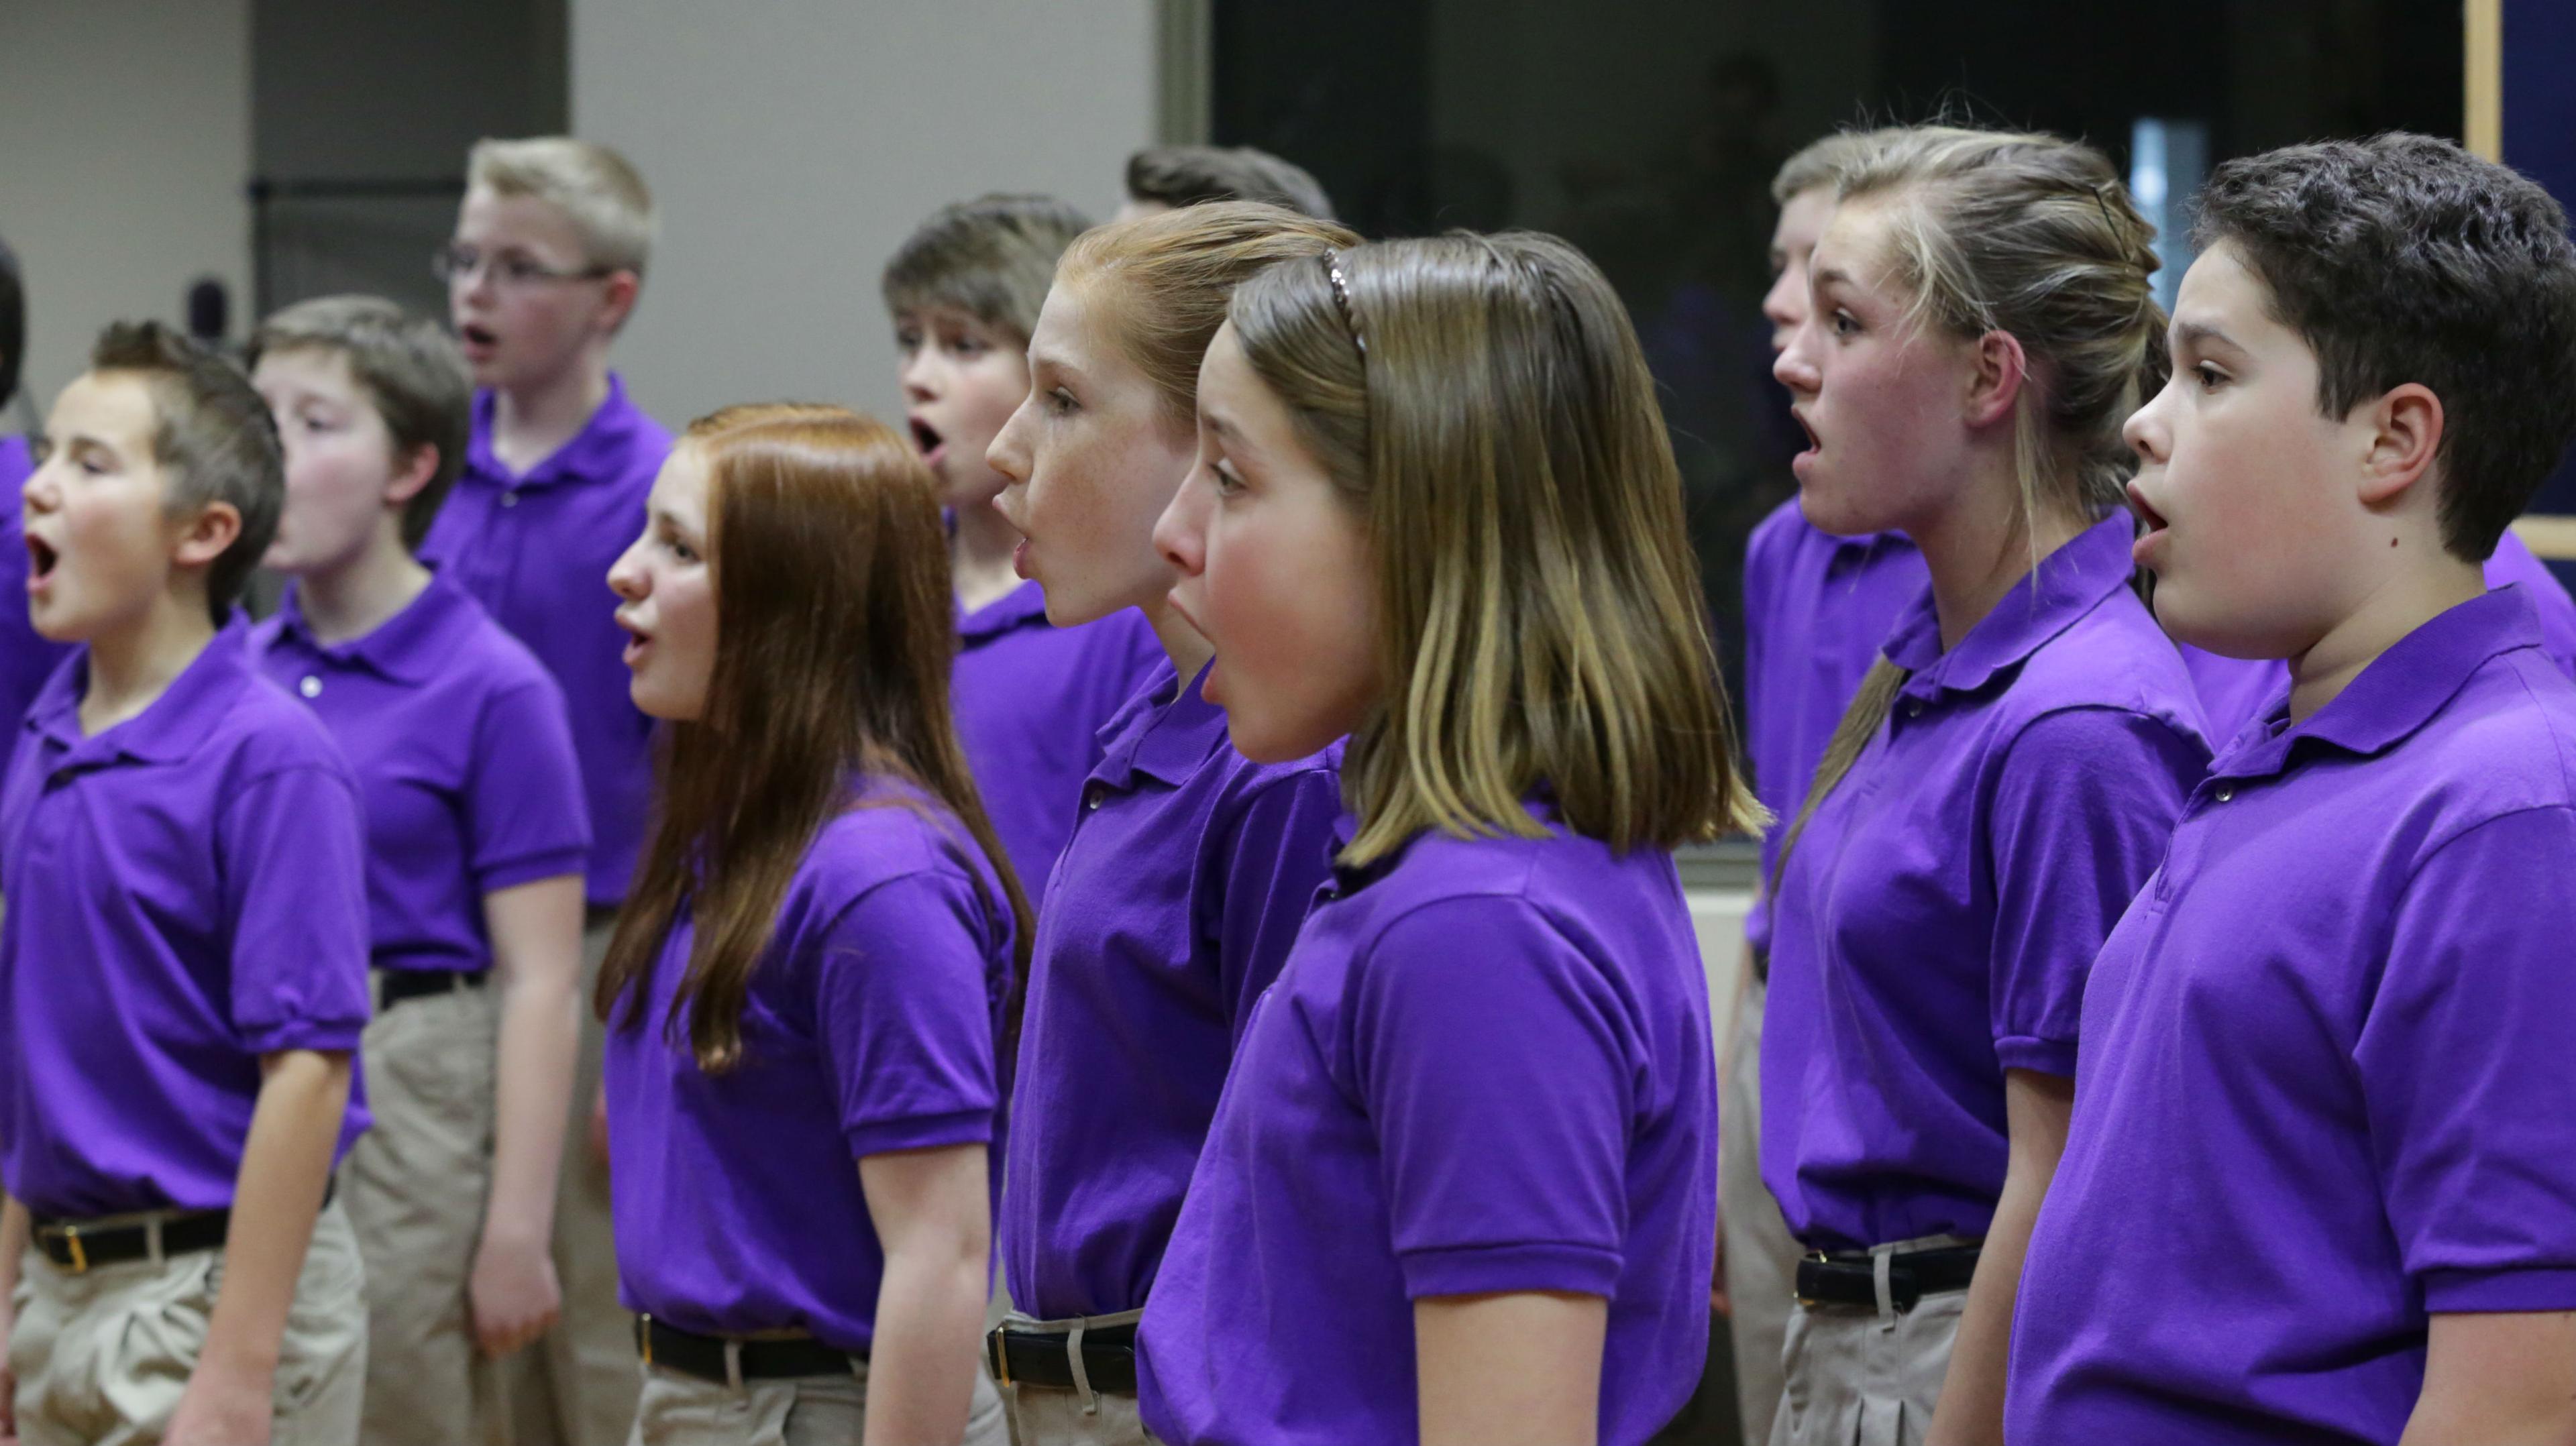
[0,0,254,419]
[571,0,1160,430]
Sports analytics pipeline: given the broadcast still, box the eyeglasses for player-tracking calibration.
[431,243,616,289]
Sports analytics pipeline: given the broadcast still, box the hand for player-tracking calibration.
[166,1357,274,1446]
[586,1085,610,1172]
[469,1229,561,1359]
[1709,1213,1731,1317]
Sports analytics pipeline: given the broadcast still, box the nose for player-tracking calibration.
[898,347,936,402]
[1761,266,1804,345]
[1155,462,1214,579]
[2123,382,2170,465]
[1774,320,1822,395]
[606,534,649,602]
[987,394,1034,487]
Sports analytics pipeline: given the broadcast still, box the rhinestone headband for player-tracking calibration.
[1324,252,1368,358]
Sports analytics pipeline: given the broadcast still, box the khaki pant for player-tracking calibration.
[1720,971,1803,1446]
[995,1309,1157,1446]
[629,1357,1006,1445]
[1767,1249,1969,1446]
[342,977,509,1445]
[504,911,637,1446]
[9,1202,368,1446]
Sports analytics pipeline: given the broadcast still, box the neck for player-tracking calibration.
[1142,596,1215,684]
[949,502,1024,614]
[1910,459,2090,652]
[82,593,217,735]
[2285,546,2485,724]
[299,526,432,645]
[492,357,612,471]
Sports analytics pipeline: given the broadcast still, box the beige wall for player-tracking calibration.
[0,0,254,420]
[570,0,1160,431]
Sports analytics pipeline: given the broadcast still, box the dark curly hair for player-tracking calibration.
[2194,132,2576,560]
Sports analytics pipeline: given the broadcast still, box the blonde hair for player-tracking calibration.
[1054,201,1358,429]
[1228,232,1764,865]
[468,136,656,276]
[1770,126,1905,205]
[1768,126,2166,899]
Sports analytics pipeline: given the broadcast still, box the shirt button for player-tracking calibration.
[1904,700,1925,718]
[500,491,521,508]
[2212,784,2234,802]
[299,676,322,698]
[1083,783,1107,812]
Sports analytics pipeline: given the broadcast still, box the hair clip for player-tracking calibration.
[1324,253,1368,357]
[2092,180,2123,235]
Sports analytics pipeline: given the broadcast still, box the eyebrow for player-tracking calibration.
[1811,265,1855,291]
[2172,320,2242,353]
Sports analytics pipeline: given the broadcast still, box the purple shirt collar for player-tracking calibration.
[957,579,1051,643]
[1092,657,1221,790]
[2213,586,2543,779]
[269,571,477,686]
[31,618,256,768]
[1886,511,2137,700]
[464,373,657,490]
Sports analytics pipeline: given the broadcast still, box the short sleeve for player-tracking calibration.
[1207,767,1343,1040]
[1352,896,1639,1302]
[813,869,1002,1160]
[221,765,371,1053]
[1986,707,2200,1074]
[466,677,592,893]
[2361,806,2576,1313]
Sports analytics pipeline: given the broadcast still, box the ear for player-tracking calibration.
[1962,329,2029,431]
[385,443,440,508]
[598,270,643,335]
[2354,382,2444,508]
[169,498,243,571]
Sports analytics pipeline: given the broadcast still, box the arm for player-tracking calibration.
[2401,1311,2576,1445]
[0,1195,26,1441]
[1923,1068,2074,1446]
[859,1144,991,1446]
[166,1049,352,1446]
[469,873,584,1358]
[1416,1290,1607,1446]
[1710,934,1757,1317]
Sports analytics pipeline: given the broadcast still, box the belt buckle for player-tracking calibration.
[639,1313,653,1366]
[1793,1250,1827,1308]
[58,1225,86,1274]
[985,1327,1013,1387]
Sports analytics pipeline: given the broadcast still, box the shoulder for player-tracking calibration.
[2008,588,2210,745]
[449,604,570,710]
[208,672,358,793]
[2400,653,2576,824]
[1346,822,1682,966]
[799,795,987,908]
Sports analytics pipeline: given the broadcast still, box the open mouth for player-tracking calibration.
[2125,480,2169,535]
[458,322,500,350]
[908,416,945,462]
[26,536,57,583]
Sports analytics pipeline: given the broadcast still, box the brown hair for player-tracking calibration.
[881,193,1094,345]
[1126,145,1336,220]
[89,320,283,626]
[248,294,472,550]
[1770,127,1904,206]
[1769,126,2166,898]
[596,404,1034,1072]
[1228,233,1763,865]
[1055,202,1359,429]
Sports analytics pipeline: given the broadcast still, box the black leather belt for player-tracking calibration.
[636,1316,861,1382]
[377,966,489,1008]
[986,1320,1139,1395]
[1795,1243,1982,1312]
[32,1181,335,1273]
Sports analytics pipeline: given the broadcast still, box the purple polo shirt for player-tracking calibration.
[606,781,1015,1353]
[2008,589,2576,1446]
[2180,531,2576,747]
[0,621,372,1218]
[952,581,1165,895]
[419,376,669,906]
[1138,800,1717,1446]
[252,571,589,973]
[1739,499,1927,948]
[0,437,75,775]
[1000,658,1343,1321]
[1760,513,2208,1251]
